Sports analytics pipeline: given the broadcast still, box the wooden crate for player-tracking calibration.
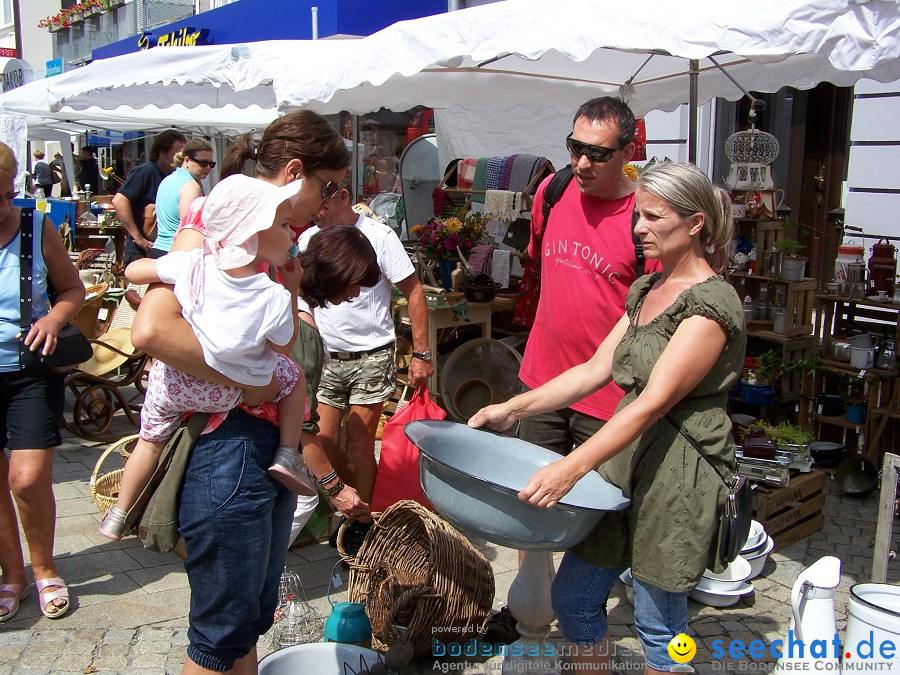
[752,470,826,552]
[782,279,816,337]
[757,220,800,260]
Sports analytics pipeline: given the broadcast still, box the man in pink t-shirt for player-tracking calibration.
[518,97,661,454]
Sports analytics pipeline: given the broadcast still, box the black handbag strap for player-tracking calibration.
[18,208,37,332]
[664,413,740,489]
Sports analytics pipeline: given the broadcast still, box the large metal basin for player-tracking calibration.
[404,420,629,551]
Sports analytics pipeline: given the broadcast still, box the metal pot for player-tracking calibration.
[835,456,879,498]
[847,333,874,349]
[830,339,853,362]
[850,346,877,370]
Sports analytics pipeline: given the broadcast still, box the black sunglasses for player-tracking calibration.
[189,157,216,169]
[566,133,625,164]
[309,171,342,201]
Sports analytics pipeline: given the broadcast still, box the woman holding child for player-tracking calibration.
[131,110,374,674]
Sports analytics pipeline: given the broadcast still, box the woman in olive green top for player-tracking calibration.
[470,162,745,673]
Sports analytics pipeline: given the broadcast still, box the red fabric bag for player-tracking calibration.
[370,389,446,512]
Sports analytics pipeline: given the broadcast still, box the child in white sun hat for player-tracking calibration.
[100,174,317,540]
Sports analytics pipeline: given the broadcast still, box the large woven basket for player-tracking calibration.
[344,500,494,656]
[72,283,108,339]
[89,434,139,512]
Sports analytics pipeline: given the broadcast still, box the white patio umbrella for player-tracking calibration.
[1,0,897,152]
[278,0,900,160]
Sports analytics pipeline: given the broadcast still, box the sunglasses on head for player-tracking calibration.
[190,157,216,169]
[565,133,625,164]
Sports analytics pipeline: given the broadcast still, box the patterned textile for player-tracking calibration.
[491,248,511,288]
[500,154,518,190]
[471,158,489,203]
[484,190,523,222]
[485,157,504,191]
[468,243,498,275]
[509,154,545,192]
[457,158,478,191]
[513,260,541,328]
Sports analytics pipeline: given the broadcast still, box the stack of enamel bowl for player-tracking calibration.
[741,519,774,579]
[690,556,755,607]
[624,522,775,609]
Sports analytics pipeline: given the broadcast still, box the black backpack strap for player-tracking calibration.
[540,165,574,222]
[539,165,645,278]
[632,208,645,278]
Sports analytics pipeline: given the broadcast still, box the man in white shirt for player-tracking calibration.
[297,185,432,555]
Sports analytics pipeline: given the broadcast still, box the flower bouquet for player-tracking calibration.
[410,210,488,262]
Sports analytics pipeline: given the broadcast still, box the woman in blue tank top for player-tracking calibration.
[149,138,214,258]
[0,141,86,622]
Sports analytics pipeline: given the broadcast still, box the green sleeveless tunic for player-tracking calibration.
[571,273,746,592]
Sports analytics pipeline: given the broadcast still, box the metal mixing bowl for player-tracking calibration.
[404,420,629,550]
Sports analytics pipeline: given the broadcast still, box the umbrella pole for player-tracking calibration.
[689,59,699,164]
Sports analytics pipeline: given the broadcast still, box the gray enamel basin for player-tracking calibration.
[404,420,629,551]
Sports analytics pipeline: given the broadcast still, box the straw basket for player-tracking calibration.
[89,434,138,512]
[343,500,494,656]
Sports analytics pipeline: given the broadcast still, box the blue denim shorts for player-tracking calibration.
[178,409,297,672]
[552,551,691,672]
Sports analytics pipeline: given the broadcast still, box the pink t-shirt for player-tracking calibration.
[519,175,661,420]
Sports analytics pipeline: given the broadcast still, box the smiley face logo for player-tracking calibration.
[668,633,696,663]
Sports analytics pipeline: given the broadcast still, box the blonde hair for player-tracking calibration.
[637,162,733,273]
[173,137,214,167]
[0,141,18,180]
[33,149,45,160]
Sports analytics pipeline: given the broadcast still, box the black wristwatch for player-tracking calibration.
[412,350,433,362]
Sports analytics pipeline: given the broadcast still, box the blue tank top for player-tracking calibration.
[0,210,50,372]
[154,167,199,253]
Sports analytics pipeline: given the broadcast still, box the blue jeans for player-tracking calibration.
[552,551,691,672]
[179,410,296,672]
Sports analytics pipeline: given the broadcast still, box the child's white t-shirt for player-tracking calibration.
[156,249,294,387]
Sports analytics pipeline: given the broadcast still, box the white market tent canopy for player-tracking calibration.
[1,0,898,149]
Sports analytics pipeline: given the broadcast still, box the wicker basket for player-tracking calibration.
[89,434,139,512]
[72,283,109,339]
[343,500,494,656]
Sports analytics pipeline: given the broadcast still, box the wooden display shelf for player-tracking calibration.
[727,271,815,337]
[745,334,815,402]
[809,414,863,430]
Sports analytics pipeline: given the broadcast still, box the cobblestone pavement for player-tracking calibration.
[1,406,897,674]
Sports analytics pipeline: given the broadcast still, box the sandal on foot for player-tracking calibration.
[35,577,70,619]
[0,583,30,623]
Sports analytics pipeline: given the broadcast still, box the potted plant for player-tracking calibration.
[410,210,488,290]
[740,350,779,406]
[754,421,814,458]
[774,238,807,281]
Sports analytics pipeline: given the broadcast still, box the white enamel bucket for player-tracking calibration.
[843,584,900,673]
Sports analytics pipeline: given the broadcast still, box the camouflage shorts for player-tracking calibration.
[317,343,396,408]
